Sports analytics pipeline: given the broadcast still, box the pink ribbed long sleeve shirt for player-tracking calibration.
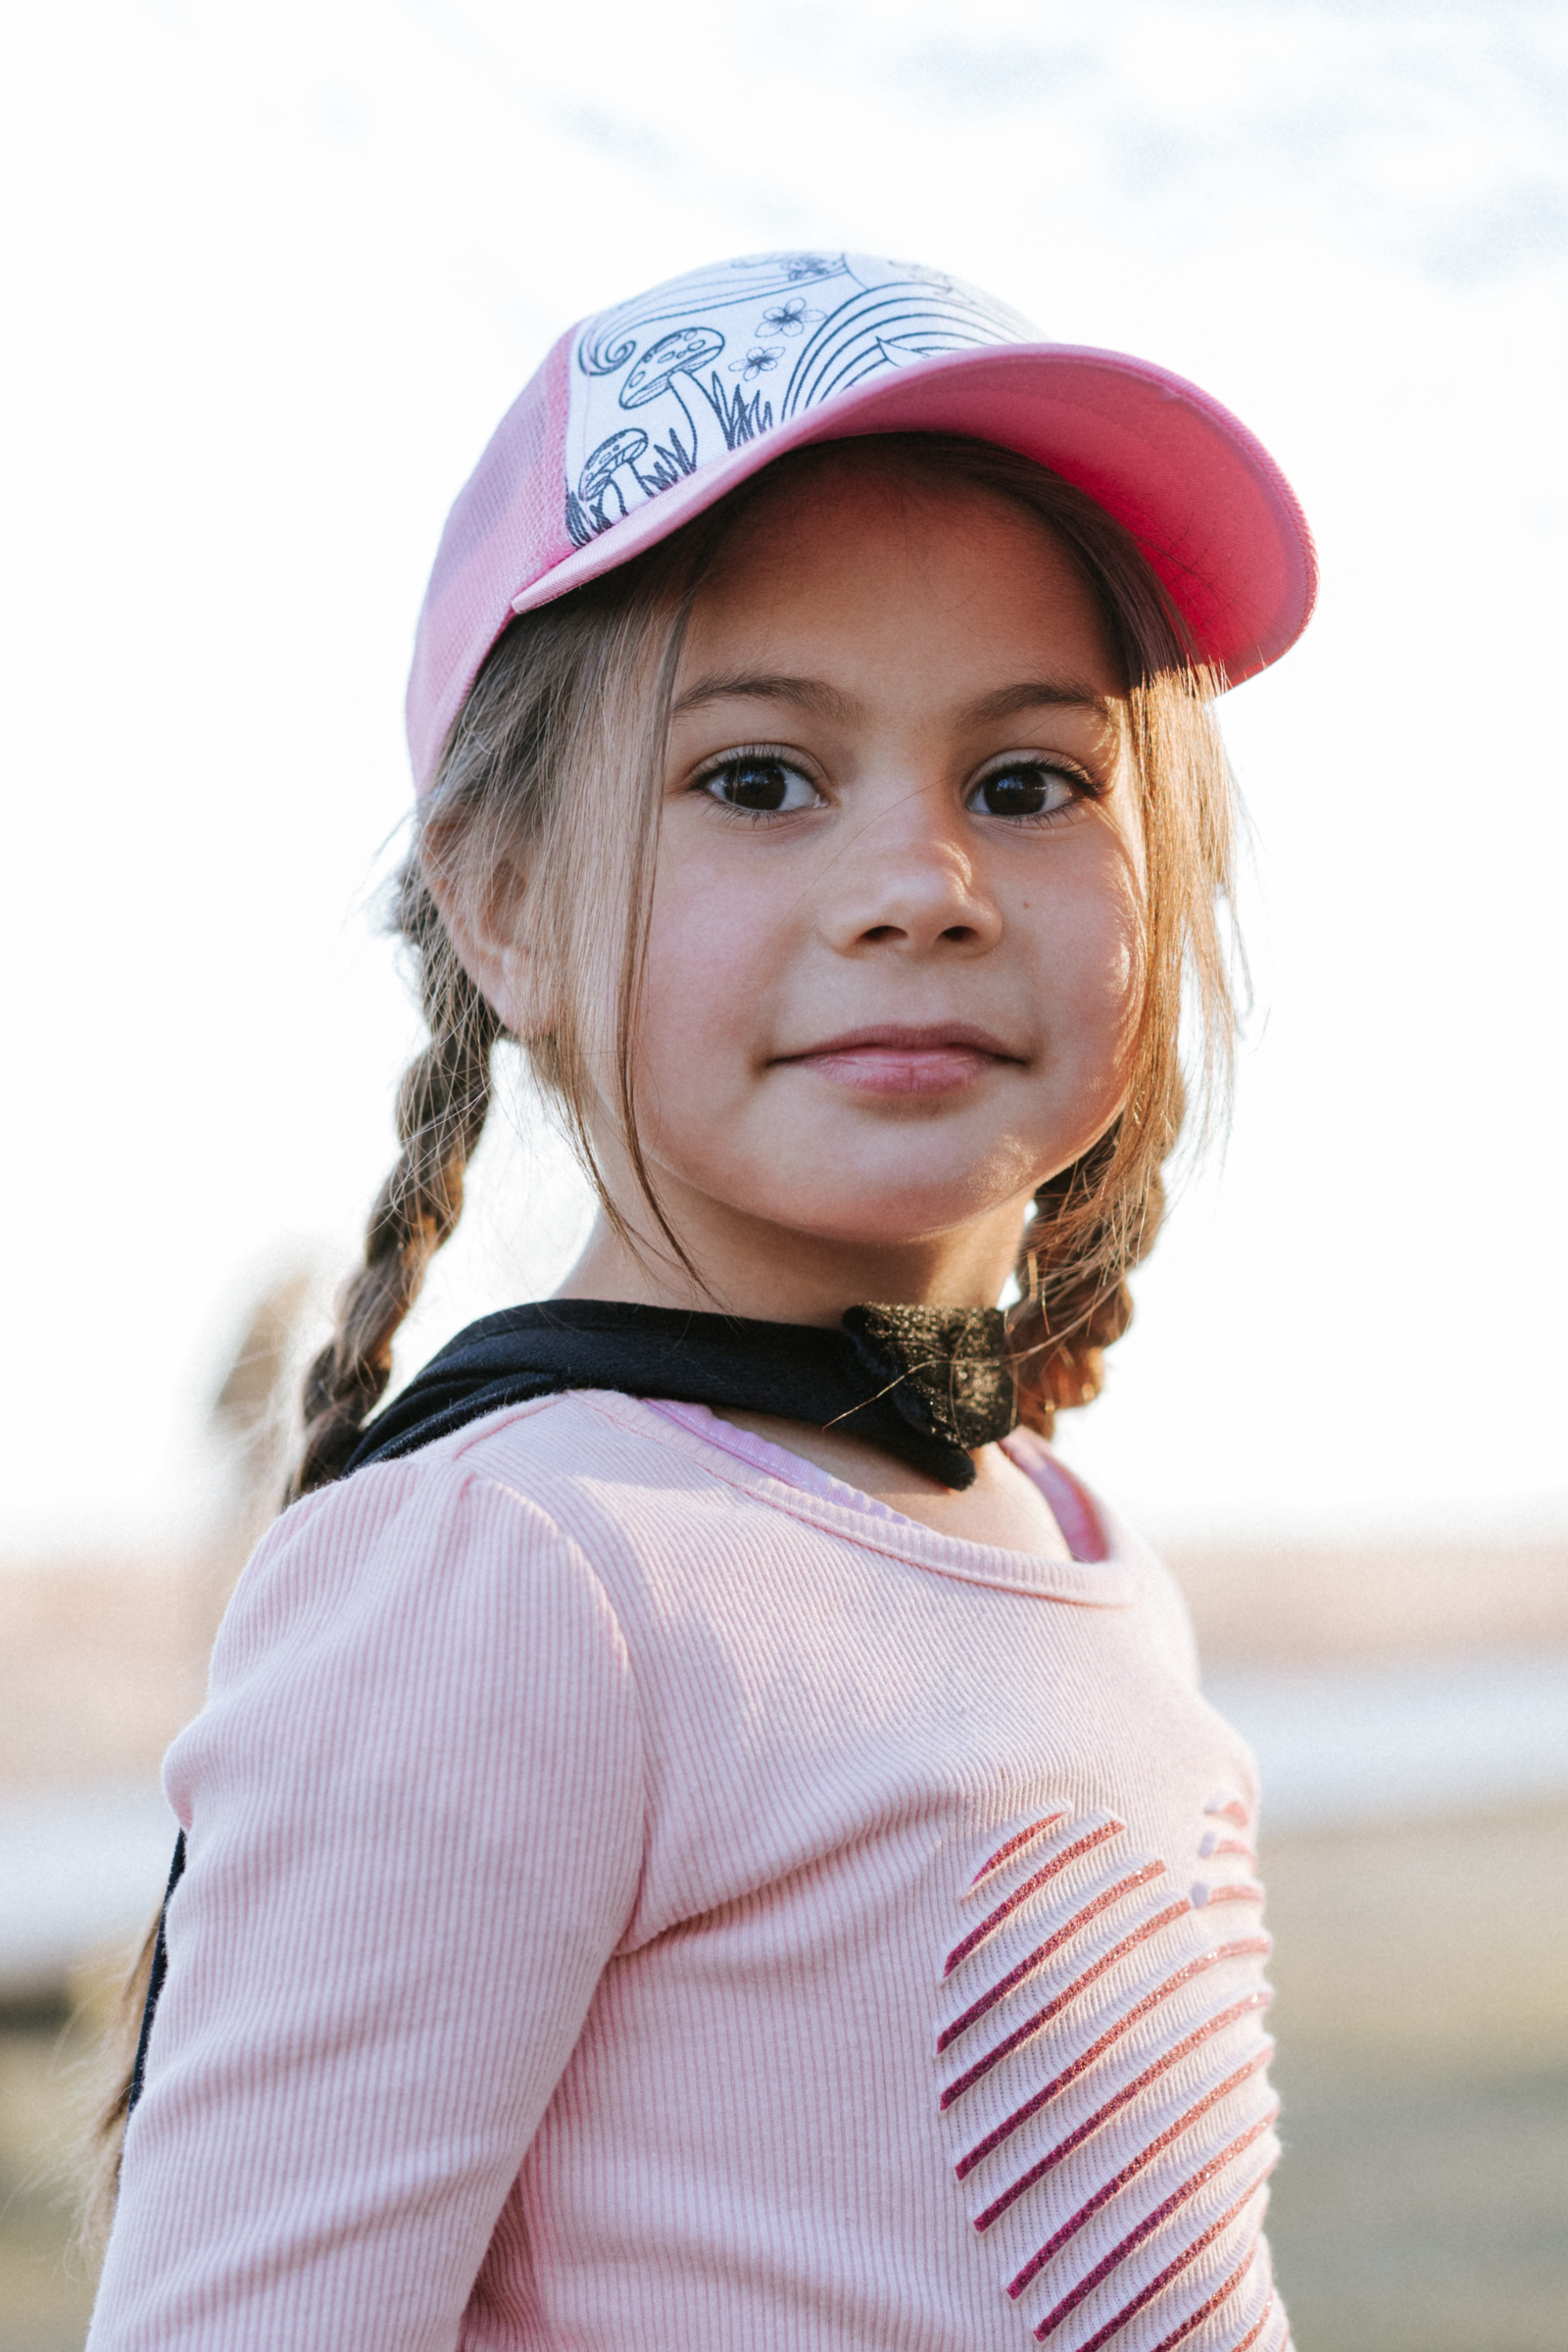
[89,1391,1288,2351]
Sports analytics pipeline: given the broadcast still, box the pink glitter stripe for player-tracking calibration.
[938,1867,1168,2053]
[1005,2063,1276,2295]
[1204,1836,1257,1865]
[1229,2293,1277,2351]
[945,1822,1125,1977]
[1033,2161,1276,2346]
[1198,1883,1266,1911]
[971,1816,1068,1888]
[1026,2117,1275,2333]
[1144,2248,1255,2349]
[942,1902,1189,2103]
[1204,1799,1250,1830]
[955,1946,1271,2177]
[973,2034,1274,2233]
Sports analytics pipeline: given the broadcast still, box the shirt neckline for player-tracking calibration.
[582,1391,1141,1609]
[644,1398,912,1524]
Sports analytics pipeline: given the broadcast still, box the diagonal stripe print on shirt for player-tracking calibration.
[936,1802,1288,2350]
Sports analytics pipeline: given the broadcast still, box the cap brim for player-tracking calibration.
[511,341,1316,688]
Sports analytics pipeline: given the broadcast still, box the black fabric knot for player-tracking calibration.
[343,1298,1019,1491]
[841,1304,1017,1458]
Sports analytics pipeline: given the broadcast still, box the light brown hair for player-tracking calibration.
[287,431,1239,1496]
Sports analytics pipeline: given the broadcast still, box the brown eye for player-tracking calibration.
[968,763,1077,819]
[701,757,820,813]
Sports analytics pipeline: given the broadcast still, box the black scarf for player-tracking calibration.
[345,1298,1019,1492]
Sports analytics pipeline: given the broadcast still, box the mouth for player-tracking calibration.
[774,1022,1023,1099]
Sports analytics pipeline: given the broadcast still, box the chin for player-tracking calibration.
[743,1169,1029,1250]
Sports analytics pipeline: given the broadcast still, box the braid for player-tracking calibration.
[1005,1118,1172,1440]
[286,868,500,1500]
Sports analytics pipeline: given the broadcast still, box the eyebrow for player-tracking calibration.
[670,671,858,721]
[964,680,1118,726]
[670,670,1116,726]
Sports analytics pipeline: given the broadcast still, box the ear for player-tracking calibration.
[425,855,551,1041]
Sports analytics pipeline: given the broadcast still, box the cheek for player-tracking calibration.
[634,851,784,1101]
[1028,858,1143,1059]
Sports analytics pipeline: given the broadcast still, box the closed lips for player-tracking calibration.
[777,1026,1023,1097]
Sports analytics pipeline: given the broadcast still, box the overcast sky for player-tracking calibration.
[4,0,1565,1554]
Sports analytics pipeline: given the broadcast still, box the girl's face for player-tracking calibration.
[557,454,1147,1314]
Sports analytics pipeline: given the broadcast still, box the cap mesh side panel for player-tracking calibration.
[406,326,574,787]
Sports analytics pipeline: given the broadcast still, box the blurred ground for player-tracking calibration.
[1165,1538,1568,1666]
[3,1541,1565,2349]
[1261,1802,1568,2352]
[0,1565,209,1794]
[0,1993,101,2352]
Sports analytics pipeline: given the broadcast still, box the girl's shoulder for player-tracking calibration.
[170,1396,653,1863]
[267,1389,637,1551]
[224,1389,723,1650]
[220,1394,634,1663]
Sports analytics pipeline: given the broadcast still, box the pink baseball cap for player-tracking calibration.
[408,251,1316,791]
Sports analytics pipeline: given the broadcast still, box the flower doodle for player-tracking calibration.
[757,298,824,338]
[729,345,783,381]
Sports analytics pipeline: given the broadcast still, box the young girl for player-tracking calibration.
[89,253,1314,2351]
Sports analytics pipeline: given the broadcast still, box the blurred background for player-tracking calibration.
[1,2,1564,2345]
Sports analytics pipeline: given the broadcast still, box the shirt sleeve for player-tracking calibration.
[87,1453,646,2352]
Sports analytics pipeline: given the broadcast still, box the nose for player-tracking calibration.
[819,789,1003,957]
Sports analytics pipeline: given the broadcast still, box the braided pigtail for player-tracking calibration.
[287,869,500,1500]
[1005,1107,1176,1439]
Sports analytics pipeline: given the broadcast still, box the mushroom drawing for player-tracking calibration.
[618,324,727,471]
[577,427,650,526]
